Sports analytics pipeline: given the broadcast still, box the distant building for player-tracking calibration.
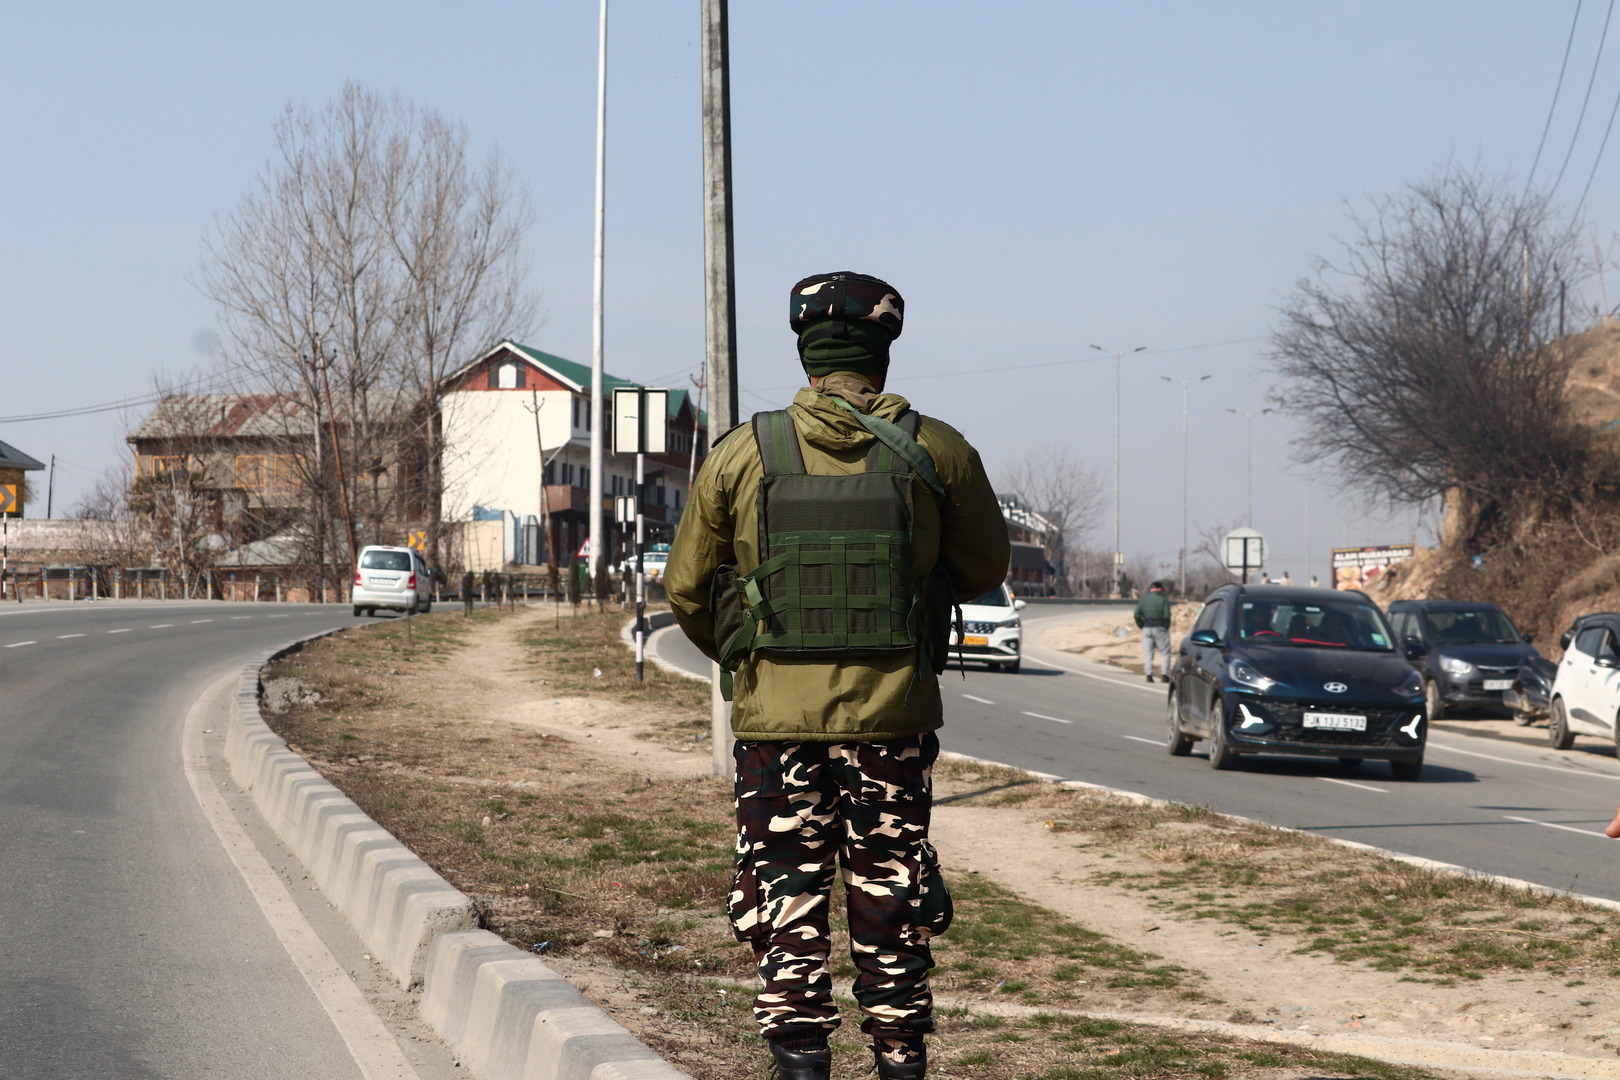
[439,341,706,570]
[0,438,46,517]
[996,494,1056,596]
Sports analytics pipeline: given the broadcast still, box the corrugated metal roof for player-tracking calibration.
[128,391,417,441]
[0,439,45,471]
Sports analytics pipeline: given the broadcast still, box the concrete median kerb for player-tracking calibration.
[223,627,693,1080]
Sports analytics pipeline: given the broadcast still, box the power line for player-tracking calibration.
[1574,54,1620,218]
[1549,0,1616,198]
[0,370,235,425]
[1525,0,1584,193]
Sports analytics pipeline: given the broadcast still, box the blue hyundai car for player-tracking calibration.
[1166,584,1429,780]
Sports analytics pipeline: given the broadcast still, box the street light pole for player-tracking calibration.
[1225,407,1277,528]
[1092,344,1145,596]
[1162,374,1211,596]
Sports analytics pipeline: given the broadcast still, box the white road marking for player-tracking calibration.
[268,614,291,618]
[190,619,213,624]
[1318,776,1389,793]
[6,641,36,648]
[106,628,131,634]
[181,676,423,1080]
[1429,740,1617,777]
[961,694,995,705]
[149,623,174,628]
[1021,711,1073,725]
[1504,814,1609,838]
[230,615,252,620]
[1122,734,1159,745]
[1022,652,1163,695]
[57,633,85,639]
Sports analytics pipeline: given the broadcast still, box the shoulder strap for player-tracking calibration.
[830,397,944,496]
[751,410,805,476]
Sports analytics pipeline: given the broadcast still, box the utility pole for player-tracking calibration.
[1225,407,1276,528]
[588,0,608,588]
[1091,344,1144,596]
[314,345,358,572]
[1162,374,1210,596]
[46,455,55,518]
[702,0,739,779]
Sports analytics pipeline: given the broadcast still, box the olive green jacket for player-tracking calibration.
[665,376,1010,742]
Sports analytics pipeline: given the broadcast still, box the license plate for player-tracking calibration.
[1483,679,1513,691]
[961,635,988,646]
[1303,712,1367,731]
[368,576,394,587]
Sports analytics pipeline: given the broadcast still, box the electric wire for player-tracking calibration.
[1573,56,1620,218]
[1525,0,1584,193]
[1549,0,1616,199]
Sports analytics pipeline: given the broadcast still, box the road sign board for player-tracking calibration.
[0,484,15,515]
[406,530,426,551]
[612,386,669,455]
[1222,527,1266,577]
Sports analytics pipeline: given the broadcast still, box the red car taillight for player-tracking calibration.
[407,573,416,589]
[354,570,362,585]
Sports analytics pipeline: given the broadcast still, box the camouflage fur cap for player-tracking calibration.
[789,272,905,340]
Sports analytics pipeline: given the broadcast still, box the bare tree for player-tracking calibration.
[998,446,1105,595]
[198,82,535,576]
[1271,163,1594,549]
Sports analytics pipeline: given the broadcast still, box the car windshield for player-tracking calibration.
[360,550,412,571]
[1238,599,1394,651]
[968,587,1011,607]
[1421,607,1519,644]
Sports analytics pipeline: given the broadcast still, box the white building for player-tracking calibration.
[440,342,706,571]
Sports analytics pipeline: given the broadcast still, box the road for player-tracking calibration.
[0,601,458,1080]
[653,602,1620,902]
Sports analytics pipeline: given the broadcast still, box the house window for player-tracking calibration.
[497,362,519,389]
[572,398,579,428]
[234,455,268,490]
[544,461,555,485]
[148,455,188,478]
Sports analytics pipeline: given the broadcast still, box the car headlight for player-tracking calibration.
[1229,658,1278,692]
[1439,656,1473,676]
[1398,669,1424,696]
[996,616,1020,629]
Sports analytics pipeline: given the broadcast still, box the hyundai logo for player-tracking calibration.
[1323,681,1349,693]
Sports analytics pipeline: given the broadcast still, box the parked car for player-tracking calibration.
[1166,584,1428,780]
[351,545,433,617]
[951,584,1025,672]
[620,549,669,579]
[1385,599,1541,720]
[1502,654,1559,726]
[1547,612,1620,750]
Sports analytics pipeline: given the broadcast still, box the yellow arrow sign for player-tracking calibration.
[406,530,426,551]
[0,484,16,515]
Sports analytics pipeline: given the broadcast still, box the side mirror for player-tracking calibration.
[1522,633,1534,644]
[1599,656,1619,670]
[1404,638,1429,660]
[1189,628,1220,647]
[1014,599,1027,611]
[1561,630,1575,650]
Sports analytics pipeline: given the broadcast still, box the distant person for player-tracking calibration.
[1134,580,1172,682]
[1279,570,1293,586]
[1309,574,1319,588]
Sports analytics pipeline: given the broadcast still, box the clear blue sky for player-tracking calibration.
[4,2,1615,586]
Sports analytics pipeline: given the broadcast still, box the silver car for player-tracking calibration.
[352,545,432,616]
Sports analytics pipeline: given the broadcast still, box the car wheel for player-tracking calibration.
[1510,688,1537,726]
[1206,699,1239,770]
[1389,755,1424,782]
[420,601,432,614]
[1336,757,1363,771]
[1549,697,1576,750]
[1166,687,1194,757]
[353,605,364,617]
[1003,657,1020,674]
[1424,678,1446,722]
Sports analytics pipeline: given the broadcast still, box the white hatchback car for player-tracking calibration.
[1547,613,1620,749]
[951,584,1027,672]
[352,545,432,617]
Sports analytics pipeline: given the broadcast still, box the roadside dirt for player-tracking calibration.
[266,605,1620,1078]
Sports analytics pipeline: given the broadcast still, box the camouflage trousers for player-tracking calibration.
[729,733,953,1040]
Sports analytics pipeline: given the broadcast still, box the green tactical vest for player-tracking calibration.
[712,402,954,689]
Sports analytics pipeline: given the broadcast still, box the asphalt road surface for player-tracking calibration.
[0,600,459,1080]
[653,602,1620,903]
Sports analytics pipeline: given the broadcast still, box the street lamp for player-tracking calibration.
[1225,407,1277,527]
[1092,343,1145,596]
[1161,374,1211,596]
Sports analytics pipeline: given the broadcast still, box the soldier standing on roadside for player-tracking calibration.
[665,272,1009,1080]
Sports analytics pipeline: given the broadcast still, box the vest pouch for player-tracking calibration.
[921,562,954,675]
[711,563,747,671]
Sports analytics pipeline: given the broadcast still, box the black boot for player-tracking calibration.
[871,1042,927,1079]
[767,1039,831,1080]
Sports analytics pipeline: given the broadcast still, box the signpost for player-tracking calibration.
[406,530,426,552]
[612,387,669,681]
[1222,527,1266,584]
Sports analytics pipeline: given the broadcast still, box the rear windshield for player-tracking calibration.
[1238,599,1394,651]
[1422,607,1519,645]
[968,587,1011,607]
[360,550,412,571]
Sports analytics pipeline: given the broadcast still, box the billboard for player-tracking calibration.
[1331,545,1414,591]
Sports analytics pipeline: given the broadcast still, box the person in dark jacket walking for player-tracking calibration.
[666,272,1009,1080]
[1135,580,1173,682]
